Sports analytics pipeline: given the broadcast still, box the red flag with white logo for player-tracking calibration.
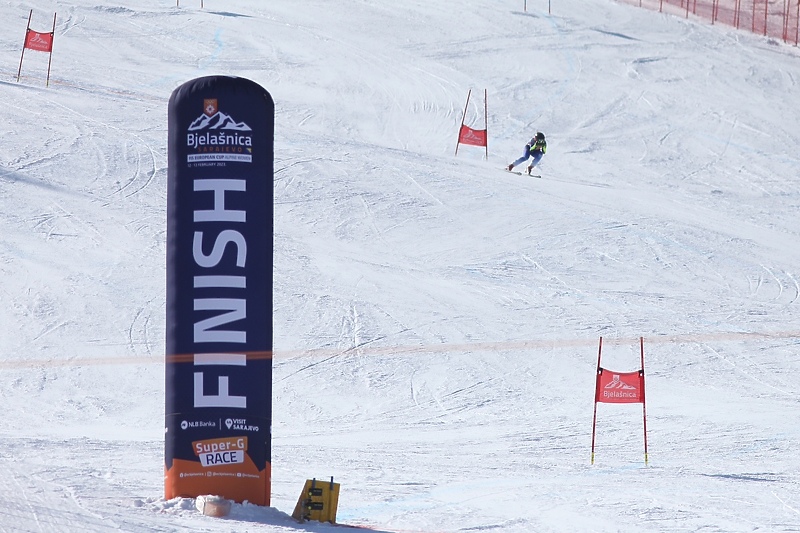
[595,368,644,404]
[590,337,649,465]
[17,10,57,86]
[458,124,487,147]
[24,29,54,52]
[454,89,488,158]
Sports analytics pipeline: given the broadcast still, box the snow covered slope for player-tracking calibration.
[0,0,799,531]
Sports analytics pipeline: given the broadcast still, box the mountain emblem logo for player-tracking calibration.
[185,98,254,164]
[463,130,480,142]
[605,374,637,390]
[189,100,252,132]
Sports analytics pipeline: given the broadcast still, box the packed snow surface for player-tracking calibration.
[1,0,799,531]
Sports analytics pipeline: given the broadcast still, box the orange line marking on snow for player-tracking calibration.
[1,330,798,369]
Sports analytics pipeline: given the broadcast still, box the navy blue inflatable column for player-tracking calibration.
[165,76,273,505]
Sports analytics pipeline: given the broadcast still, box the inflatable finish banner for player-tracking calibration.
[165,76,273,505]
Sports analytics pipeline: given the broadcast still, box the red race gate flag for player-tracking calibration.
[17,10,57,86]
[454,89,488,158]
[595,368,644,404]
[590,337,649,465]
[458,124,487,147]
[24,29,54,52]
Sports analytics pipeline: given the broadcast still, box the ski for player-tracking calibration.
[504,168,541,178]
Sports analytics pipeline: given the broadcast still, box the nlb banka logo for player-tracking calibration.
[180,419,216,430]
[186,98,253,164]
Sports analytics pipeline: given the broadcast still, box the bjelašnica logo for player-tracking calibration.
[28,33,50,48]
[602,373,639,401]
[461,129,483,143]
[186,98,253,164]
[604,374,637,390]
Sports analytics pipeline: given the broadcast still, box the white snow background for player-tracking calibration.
[1,0,799,531]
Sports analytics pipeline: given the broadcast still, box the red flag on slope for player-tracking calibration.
[458,124,487,147]
[595,368,645,404]
[590,337,649,465]
[24,29,54,52]
[454,89,488,158]
[17,10,57,86]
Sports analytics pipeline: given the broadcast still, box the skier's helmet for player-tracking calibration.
[536,132,545,141]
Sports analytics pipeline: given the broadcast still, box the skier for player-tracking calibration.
[507,131,547,174]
